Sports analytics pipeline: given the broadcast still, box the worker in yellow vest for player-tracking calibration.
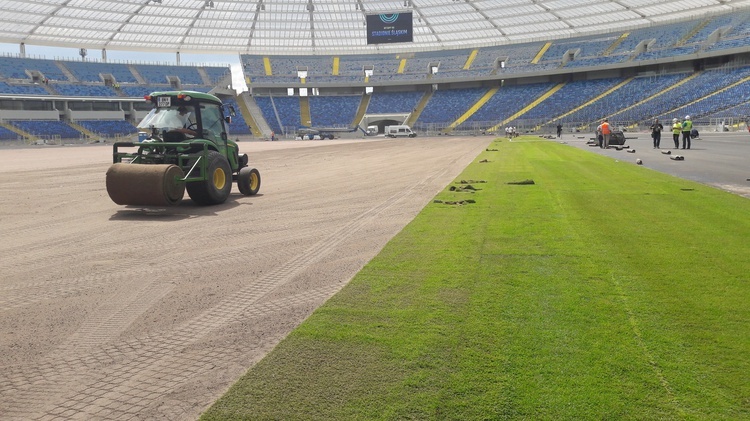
[681,116,693,149]
[671,118,681,149]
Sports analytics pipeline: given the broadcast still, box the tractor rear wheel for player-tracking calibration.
[237,167,261,196]
[186,151,232,205]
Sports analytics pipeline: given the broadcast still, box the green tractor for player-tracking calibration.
[106,91,260,206]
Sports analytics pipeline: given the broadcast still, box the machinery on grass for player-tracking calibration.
[106,91,261,206]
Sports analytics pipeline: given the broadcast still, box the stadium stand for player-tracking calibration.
[3,9,750,142]
[0,81,49,95]
[0,54,231,141]
[120,85,162,98]
[134,64,204,85]
[522,78,622,120]
[220,97,252,135]
[461,82,557,125]
[367,91,424,114]
[611,66,750,123]
[8,120,82,139]
[472,43,543,72]
[339,54,401,77]
[203,67,231,85]
[564,55,630,68]
[708,36,750,51]
[563,73,690,124]
[271,56,329,77]
[255,95,301,134]
[0,56,67,81]
[241,56,264,75]
[705,100,750,119]
[62,60,138,83]
[402,50,470,74]
[52,83,116,97]
[656,76,750,121]
[76,120,137,136]
[612,21,692,55]
[309,95,360,127]
[418,87,488,124]
[683,14,735,46]
[0,125,19,140]
[636,45,701,61]
[239,11,750,88]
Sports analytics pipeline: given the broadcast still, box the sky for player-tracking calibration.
[0,43,248,93]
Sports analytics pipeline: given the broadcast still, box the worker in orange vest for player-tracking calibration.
[597,118,612,149]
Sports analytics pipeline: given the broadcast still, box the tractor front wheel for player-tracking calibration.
[186,151,232,205]
[237,167,261,196]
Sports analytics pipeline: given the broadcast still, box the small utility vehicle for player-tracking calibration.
[106,91,260,206]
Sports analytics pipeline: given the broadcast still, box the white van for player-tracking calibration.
[365,125,378,136]
[385,125,416,138]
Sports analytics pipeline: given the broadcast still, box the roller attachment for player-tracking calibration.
[106,163,185,206]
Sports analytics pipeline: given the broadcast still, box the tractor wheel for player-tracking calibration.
[237,167,261,196]
[186,151,232,205]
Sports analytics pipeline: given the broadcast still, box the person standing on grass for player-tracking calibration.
[681,115,693,149]
[556,122,563,138]
[597,118,612,149]
[650,118,663,149]
[672,118,681,149]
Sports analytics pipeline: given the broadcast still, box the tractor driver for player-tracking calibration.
[170,106,199,137]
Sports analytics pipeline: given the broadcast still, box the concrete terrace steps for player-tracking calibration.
[353,94,370,128]
[405,91,432,127]
[237,92,268,138]
[299,96,311,127]
[603,33,629,56]
[67,121,98,140]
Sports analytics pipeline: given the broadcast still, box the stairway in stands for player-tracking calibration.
[405,91,433,127]
[1,122,37,143]
[236,92,268,138]
[444,87,499,133]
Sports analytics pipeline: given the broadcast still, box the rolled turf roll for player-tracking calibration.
[106,163,185,206]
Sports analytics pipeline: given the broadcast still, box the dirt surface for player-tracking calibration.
[0,136,491,420]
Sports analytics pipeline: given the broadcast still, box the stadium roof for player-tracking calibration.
[1,0,750,56]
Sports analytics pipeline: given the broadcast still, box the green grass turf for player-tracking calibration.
[201,137,750,420]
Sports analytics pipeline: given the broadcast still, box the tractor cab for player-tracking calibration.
[138,105,198,142]
[139,91,231,146]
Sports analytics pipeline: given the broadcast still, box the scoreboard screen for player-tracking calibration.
[366,12,413,45]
